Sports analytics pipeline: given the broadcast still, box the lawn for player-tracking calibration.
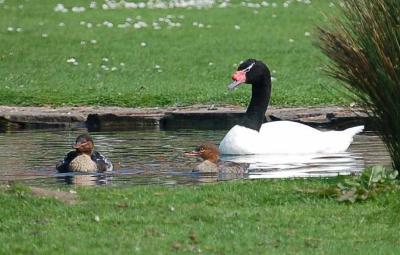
[0,0,349,107]
[1,179,399,254]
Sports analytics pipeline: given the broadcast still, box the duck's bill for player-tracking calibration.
[184,151,200,157]
[228,80,243,90]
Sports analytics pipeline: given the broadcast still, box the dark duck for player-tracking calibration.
[56,134,113,173]
[185,143,248,175]
[219,59,364,155]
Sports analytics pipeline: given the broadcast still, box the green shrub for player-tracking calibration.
[317,0,400,171]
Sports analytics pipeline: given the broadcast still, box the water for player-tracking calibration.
[0,129,391,186]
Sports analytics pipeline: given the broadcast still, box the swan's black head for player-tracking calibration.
[228,59,271,90]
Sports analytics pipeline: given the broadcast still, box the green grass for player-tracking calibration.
[1,179,399,254]
[0,0,350,107]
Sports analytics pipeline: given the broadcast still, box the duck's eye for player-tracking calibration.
[199,148,205,152]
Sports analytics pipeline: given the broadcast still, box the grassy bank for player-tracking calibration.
[1,179,399,254]
[0,0,349,107]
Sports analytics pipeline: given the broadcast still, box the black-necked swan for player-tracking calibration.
[219,59,364,155]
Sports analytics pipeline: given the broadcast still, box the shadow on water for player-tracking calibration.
[0,128,391,187]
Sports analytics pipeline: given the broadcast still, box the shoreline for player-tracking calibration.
[0,105,368,131]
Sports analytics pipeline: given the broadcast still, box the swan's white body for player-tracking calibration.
[219,121,364,155]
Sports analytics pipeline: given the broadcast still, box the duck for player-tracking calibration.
[219,59,364,155]
[56,134,113,173]
[185,142,248,175]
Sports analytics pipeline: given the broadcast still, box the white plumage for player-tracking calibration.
[219,121,364,155]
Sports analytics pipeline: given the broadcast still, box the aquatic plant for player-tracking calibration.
[317,0,400,171]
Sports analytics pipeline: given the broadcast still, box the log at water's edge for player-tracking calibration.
[0,105,369,132]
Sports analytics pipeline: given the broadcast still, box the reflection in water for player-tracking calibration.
[0,129,391,186]
[223,153,363,178]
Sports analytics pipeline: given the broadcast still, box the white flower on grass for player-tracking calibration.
[219,2,228,8]
[140,42,147,47]
[137,21,148,28]
[272,14,277,18]
[101,65,109,71]
[111,67,118,71]
[67,58,78,65]
[120,62,125,66]
[16,28,22,32]
[59,22,65,27]
[102,57,109,62]
[88,63,92,67]
[103,21,113,28]
[208,62,214,66]
[125,2,137,8]
[72,6,85,13]
[90,2,97,9]
[42,33,48,38]
[90,39,97,44]
[234,25,240,30]
[304,31,311,36]
[80,21,86,25]
[87,23,93,28]
[289,38,294,43]
[118,23,130,29]
[154,65,161,69]
[261,1,270,7]
[80,41,86,45]
[7,27,14,32]
[54,4,68,13]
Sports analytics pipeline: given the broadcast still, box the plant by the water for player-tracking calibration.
[317,0,400,171]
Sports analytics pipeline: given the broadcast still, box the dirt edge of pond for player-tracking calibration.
[0,105,369,131]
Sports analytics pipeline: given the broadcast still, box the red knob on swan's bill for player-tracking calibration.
[228,71,246,90]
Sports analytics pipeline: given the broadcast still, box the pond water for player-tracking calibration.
[0,129,391,187]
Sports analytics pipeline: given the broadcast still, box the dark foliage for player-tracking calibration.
[317,0,400,171]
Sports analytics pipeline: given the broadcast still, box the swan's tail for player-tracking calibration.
[344,125,364,137]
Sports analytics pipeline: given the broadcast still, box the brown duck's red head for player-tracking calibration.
[72,134,94,155]
[184,143,220,163]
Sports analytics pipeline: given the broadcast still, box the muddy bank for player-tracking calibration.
[0,105,369,131]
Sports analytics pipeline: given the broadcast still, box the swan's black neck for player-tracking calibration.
[241,75,271,131]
